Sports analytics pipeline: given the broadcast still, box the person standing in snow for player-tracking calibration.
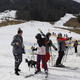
[42,32,57,68]
[11,28,23,75]
[55,33,72,67]
[34,33,48,75]
[74,40,78,53]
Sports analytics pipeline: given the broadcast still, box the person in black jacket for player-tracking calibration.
[11,28,23,75]
[74,40,78,53]
[33,33,48,76]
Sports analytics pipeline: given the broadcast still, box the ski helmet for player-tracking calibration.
[58,33,62,36]
[35,33,42,39]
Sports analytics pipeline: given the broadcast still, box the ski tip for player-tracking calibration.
[24,76,27,78]
[44,79,47,80]
[38,28,39,30]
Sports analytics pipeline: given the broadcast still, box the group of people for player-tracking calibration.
[11,28,77,76]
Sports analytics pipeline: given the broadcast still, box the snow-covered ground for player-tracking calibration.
[0,11,80,80]
[73,0,80,3]
[0,10,16,23]
[53,13,76,29]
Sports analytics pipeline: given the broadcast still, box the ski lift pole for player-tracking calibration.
[49,47,53,66]
[31,46,35,60]
[62,40,72,63]
[62,47,69,63]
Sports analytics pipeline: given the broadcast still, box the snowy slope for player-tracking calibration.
[53,13,76,28]
[73,0,80,3]
[0,10,16,23]
[0,11,80,80]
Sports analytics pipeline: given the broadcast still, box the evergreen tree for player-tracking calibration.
[77,13,80,23]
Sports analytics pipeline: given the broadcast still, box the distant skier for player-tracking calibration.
[55,33,72,67]
[74,40,78,53]
[11,28,23,75]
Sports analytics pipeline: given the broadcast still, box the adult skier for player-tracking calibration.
[11,28,23,75]
[42,32,57,68]
[34,33,48,76]
[55,33,72,67]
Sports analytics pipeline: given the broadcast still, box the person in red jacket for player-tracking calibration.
[55,33,72,67]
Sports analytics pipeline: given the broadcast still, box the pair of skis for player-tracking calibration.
[25,72,48,80]
[51,65,78,70]
[24,66,78,79]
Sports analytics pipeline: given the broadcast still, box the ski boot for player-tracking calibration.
[35,69,41,74]
[15,68,20,75]
[45,70,48,78]
[59,63,65,67]
[17,68,21,72]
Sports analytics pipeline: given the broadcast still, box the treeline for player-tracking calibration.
[78,14,80,23]
[0,0,80,21]
[16,0,80,21]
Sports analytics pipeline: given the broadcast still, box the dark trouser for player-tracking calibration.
[37,54,48,71]
[14,54,22,69]
[56,51,64,65]
[75,47,77,53]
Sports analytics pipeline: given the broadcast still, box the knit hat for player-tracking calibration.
[35,33,42,39]
[18,28,23,34]
[46,32,51,39]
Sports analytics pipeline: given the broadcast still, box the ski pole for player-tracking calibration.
[62,40,72,63]
[49,47,54,66]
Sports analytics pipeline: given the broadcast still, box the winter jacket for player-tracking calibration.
[11,34,23,55]
[37,38,46,55]
[74,41,78,47]
[45,39,56,52]
[37,46,46,55]
[40,32,56,52]
[37,38,45,47]
[57,37,68,51]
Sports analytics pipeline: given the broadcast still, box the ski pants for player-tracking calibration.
[13,54,22,69]
[56,51,64,65]
[37,54,48,71]
[42,52,50,68]
[75,47,77,53]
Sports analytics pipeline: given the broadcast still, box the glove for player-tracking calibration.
[31,46,35,51]
[49,40,52,43]
[67,38,69,40]
[65,46,68,48]
[55,48,58,51]
[69,37,72,40]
